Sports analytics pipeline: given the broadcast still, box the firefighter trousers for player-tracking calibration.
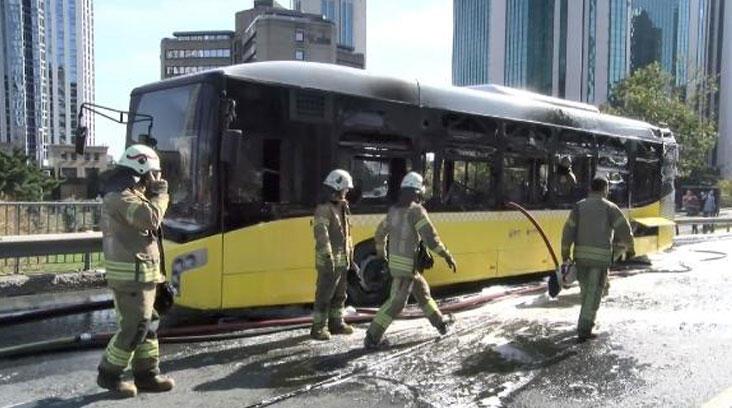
[577,266,608,333]
[312,265,348,328]
[366,274,443,342]
[99,282,160,378]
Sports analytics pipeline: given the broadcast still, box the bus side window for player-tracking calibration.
[632,142,661,207]
[597,136,630,207]
[554,131,596,207]
[503,156,548,208]
[438,147,496,210]
[349,156,410,206]
[262,139,281,203]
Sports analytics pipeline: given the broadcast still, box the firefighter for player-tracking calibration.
[311,169,356,340]
[364,172,457,349]
[556,156,578,197]
[561,176,634,342]
[97,144,174,397]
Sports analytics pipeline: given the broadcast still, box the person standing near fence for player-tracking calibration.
[96,145,174,398]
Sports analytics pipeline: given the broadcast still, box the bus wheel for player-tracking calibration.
[347,252,391,307]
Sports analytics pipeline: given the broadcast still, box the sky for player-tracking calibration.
[94,0,453,158]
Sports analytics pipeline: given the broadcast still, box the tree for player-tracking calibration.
[0,149,61,201]
[603,63,718,184]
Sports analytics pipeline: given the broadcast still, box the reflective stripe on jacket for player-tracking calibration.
[374,203,447,278]
[561,192,634,268]
[313,200,353,268]
[102,188,169,285]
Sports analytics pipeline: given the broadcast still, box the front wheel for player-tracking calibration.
[347,249,391,307]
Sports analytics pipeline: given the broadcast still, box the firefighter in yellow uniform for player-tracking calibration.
[364,172,457,349]
[97,145,174,397]
[311,169,356,340]
[561,176,634,342]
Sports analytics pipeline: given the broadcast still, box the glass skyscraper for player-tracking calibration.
[452,0,490,86]
[295,0,366,59]
[631,0,691,85]
[0,0,94,162]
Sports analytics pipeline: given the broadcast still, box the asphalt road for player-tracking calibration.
[2,236,732,408]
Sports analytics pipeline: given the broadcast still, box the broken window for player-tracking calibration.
[632,142,662,207]
[597,136,629,206]
[553,131,596,206]
[432,146,497,210]
[503,155,548,208]
[349,156,410,205]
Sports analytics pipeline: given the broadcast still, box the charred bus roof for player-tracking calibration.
[131,61,672,143]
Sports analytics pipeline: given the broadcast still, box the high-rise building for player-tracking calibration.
[0,0,94,163]
[453,0,701,104]
[292,0,366,65]
[233,0,364,68]
[160,31,234,79]
[452,0,731,175]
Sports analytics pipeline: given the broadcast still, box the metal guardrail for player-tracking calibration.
[0,201,103,274]
[0,231,103,273]
[674,217,732,235]
[0,201,103,236]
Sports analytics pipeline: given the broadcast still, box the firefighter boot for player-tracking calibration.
[364,331,389,350]
[310,324,332,341]
[134,374,175,393]
[328,319,354,335]
[97,370,137,398]
[577,319,596,343]
[428,313,452,336]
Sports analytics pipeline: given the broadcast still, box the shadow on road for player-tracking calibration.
[192,338,425,393]
[515,292,583,310]
[10,391,129,408]
[160,334,311,373]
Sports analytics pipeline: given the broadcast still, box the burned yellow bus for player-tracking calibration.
[125,61,676,310]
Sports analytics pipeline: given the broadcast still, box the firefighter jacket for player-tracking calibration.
[313,200,353,269]
[375,203,448,278]
[561,192,634,268]
[101,187,169,287]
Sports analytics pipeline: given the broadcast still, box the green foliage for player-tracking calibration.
[0,149,61,201]
[603,63,718,183]
[718,179,732,208]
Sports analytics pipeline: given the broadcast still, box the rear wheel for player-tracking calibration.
[347,243,391,307]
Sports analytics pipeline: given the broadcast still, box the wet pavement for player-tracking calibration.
[2,237,732,407]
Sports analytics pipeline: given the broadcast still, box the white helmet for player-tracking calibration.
[401,172,425,193]
[323,169,354,191]
[117,144,161,175]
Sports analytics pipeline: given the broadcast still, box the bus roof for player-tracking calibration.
[132,61,668,142]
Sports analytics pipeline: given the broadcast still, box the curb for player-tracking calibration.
[0,270,105,297]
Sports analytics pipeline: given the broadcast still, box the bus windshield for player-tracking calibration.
[128,82,218,242]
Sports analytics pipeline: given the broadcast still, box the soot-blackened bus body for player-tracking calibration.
[126,61,676,311]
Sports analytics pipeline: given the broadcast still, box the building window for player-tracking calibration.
[61,167,77,179]
[295,29,305,42]
[295,50,305,60]
[71,153,77,161]
[61,152,67,160]
[94,153,100,161]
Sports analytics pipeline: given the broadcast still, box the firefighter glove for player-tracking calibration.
[148,179,168,195]
[444,252,457,273]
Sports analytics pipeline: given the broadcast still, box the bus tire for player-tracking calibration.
[347,242,391,307]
